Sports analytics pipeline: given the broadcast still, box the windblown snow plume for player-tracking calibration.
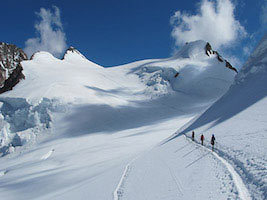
[24,6,67,58]
[170,0,246,49]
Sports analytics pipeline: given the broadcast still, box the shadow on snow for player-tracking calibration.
[59,86,209,138]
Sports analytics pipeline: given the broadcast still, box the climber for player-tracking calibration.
[174,72,180,78]
[211,134,216,151]
[200,134,204,145]
[192,131,195,141]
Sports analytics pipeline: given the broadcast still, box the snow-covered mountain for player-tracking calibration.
[0,40,239,200]
[120,34,267,200]
[177,34,267,199]
[0,40,235,151]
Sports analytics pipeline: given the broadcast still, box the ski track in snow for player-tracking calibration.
[184,134,252,200]
[113,149,154,200]
[41,148,55,160]
[113,159,135,200]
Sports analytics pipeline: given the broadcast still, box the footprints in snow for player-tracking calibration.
[184,135,252,200]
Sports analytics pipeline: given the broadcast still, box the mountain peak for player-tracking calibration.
[62,46,86,61]
[62,46,102,68]
[174,40,237,73]
[174,40,207,59]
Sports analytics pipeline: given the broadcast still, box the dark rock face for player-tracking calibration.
[225,61,238,73]
[205,42,238,73]
[0,42,27,94]
[205,42,213,56]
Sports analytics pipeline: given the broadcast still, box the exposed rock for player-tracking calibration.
[30,51,40,60]
[0,42,27,94]
[205,42,213,56]
[225,60,238,73]
[204,42,237,73]
[213,51,224,62]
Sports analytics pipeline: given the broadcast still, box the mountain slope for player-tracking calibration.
[0,40,237,200]
[120,34,267,200]
[176,34,267,199]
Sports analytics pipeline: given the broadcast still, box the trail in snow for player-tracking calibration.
[41,148,55,160]
[113,148,155,200]
[184,134,252,200]
[113,159,135,200]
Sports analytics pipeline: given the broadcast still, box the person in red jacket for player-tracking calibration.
[200,134,204,145]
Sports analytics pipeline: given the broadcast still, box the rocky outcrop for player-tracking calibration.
[0,43,27,94]
[205,42,213,56]
[205,42,237,73]
[225,60,238,73]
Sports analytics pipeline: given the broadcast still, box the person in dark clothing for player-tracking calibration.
[211,134,216,151]
[200,134,204,145]
[192,131,195,141]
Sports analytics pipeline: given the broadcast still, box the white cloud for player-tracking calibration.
[170,0,246,50]
[24,6,67,58]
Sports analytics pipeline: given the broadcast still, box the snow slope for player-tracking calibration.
[119,35,267,199]
[178,33,267,199]
[0,41,237,199]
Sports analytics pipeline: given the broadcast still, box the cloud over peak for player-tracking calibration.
[170,0,246,50]
[24,6,67,58]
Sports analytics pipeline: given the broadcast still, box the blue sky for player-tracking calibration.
[1,0,266,67]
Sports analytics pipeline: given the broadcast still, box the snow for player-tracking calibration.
[40,148,55,160]
[127,34,266,199]
[188,35,267,194]
[120,135,240,200]
[63,47,102,68]
[0,170,7,177]
[113,157,135,200]
[210,145,252,200]
[183,135,251,200]
[1,38,262,200]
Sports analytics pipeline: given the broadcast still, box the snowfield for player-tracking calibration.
[0,38,266,200]
[117,35,267,200]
